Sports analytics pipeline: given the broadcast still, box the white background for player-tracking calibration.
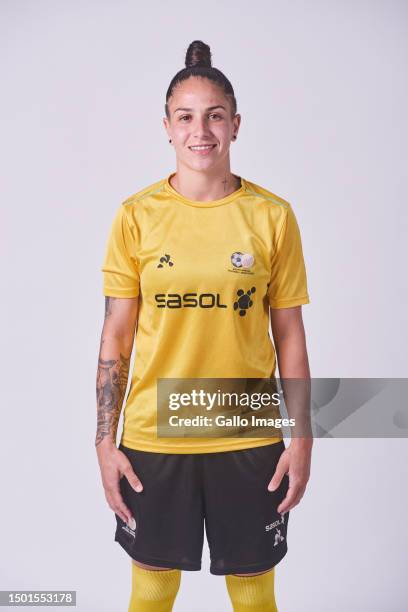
[1,1,407,610]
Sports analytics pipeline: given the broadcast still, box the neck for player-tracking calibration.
[170,163,241,202]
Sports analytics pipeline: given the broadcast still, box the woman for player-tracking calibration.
[96,40,312,612]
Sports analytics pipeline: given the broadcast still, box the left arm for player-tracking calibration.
[268,305,313,514]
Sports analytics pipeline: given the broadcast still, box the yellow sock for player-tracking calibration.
[128,563,181,612]
[225,568,278,612]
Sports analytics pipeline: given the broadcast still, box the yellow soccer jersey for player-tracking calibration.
[101,172,310,453]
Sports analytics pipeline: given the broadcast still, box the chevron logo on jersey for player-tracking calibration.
[157,254,174,268]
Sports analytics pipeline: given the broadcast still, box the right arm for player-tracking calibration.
[95,296,143,524]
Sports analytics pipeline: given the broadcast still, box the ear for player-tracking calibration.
[233,113,242,134]
[163,116,172,140]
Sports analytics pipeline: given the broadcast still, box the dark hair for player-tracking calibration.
[165,40,237,119]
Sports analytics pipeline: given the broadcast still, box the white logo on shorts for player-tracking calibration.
[128,517,136,531]
[121,516,136,538]
[265,513,286,545]
[265,513,285,532]
[273,528,285,547]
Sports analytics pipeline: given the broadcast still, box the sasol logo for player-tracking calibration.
[265,514,285,532]
[155,289,256,314]
[155,293,227,309]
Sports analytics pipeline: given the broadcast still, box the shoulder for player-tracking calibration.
[243,178,297,239]
[117,177,167,227]
[121,177,166,209]
[243,178,291,210]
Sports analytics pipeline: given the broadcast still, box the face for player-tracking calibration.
[163,76,241,172]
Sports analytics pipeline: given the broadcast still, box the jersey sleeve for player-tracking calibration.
[101,204,140,298]
[267,203,310,309]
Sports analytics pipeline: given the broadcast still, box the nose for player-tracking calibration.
[192,116,213,140]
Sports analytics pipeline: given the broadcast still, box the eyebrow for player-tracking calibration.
[173,105,227,114]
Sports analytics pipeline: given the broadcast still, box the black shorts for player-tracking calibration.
[114,440,289,575]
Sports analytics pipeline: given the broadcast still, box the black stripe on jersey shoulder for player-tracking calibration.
[243,180,290,210]
[121,179,166,207]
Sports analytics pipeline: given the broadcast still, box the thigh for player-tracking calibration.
[202,441,290,576]
[114,444,204,571]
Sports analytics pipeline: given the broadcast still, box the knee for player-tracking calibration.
[130,561,182,605]
[225,568,277,611]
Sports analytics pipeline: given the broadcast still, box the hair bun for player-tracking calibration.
[185,40,212,69]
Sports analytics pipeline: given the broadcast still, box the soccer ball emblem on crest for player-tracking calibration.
[231,251,254,269]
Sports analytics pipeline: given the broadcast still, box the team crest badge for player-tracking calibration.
[229,251,255,274]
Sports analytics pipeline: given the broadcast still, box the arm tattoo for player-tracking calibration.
[95,351,131,446]
[104,296,116,318]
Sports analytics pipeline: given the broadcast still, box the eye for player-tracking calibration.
[178,113,223,122]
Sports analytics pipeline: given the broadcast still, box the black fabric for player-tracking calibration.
[114,441,289,575]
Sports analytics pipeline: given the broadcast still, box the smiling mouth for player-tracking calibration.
[188,144,217,150]
[188,144,217,155]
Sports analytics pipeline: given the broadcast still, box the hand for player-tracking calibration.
[267,439,312,514]
[96,439,143,524]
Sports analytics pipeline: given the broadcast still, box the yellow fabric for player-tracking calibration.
[225,569,278,611]
[101,173,310,453]
[128,564,181,612]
